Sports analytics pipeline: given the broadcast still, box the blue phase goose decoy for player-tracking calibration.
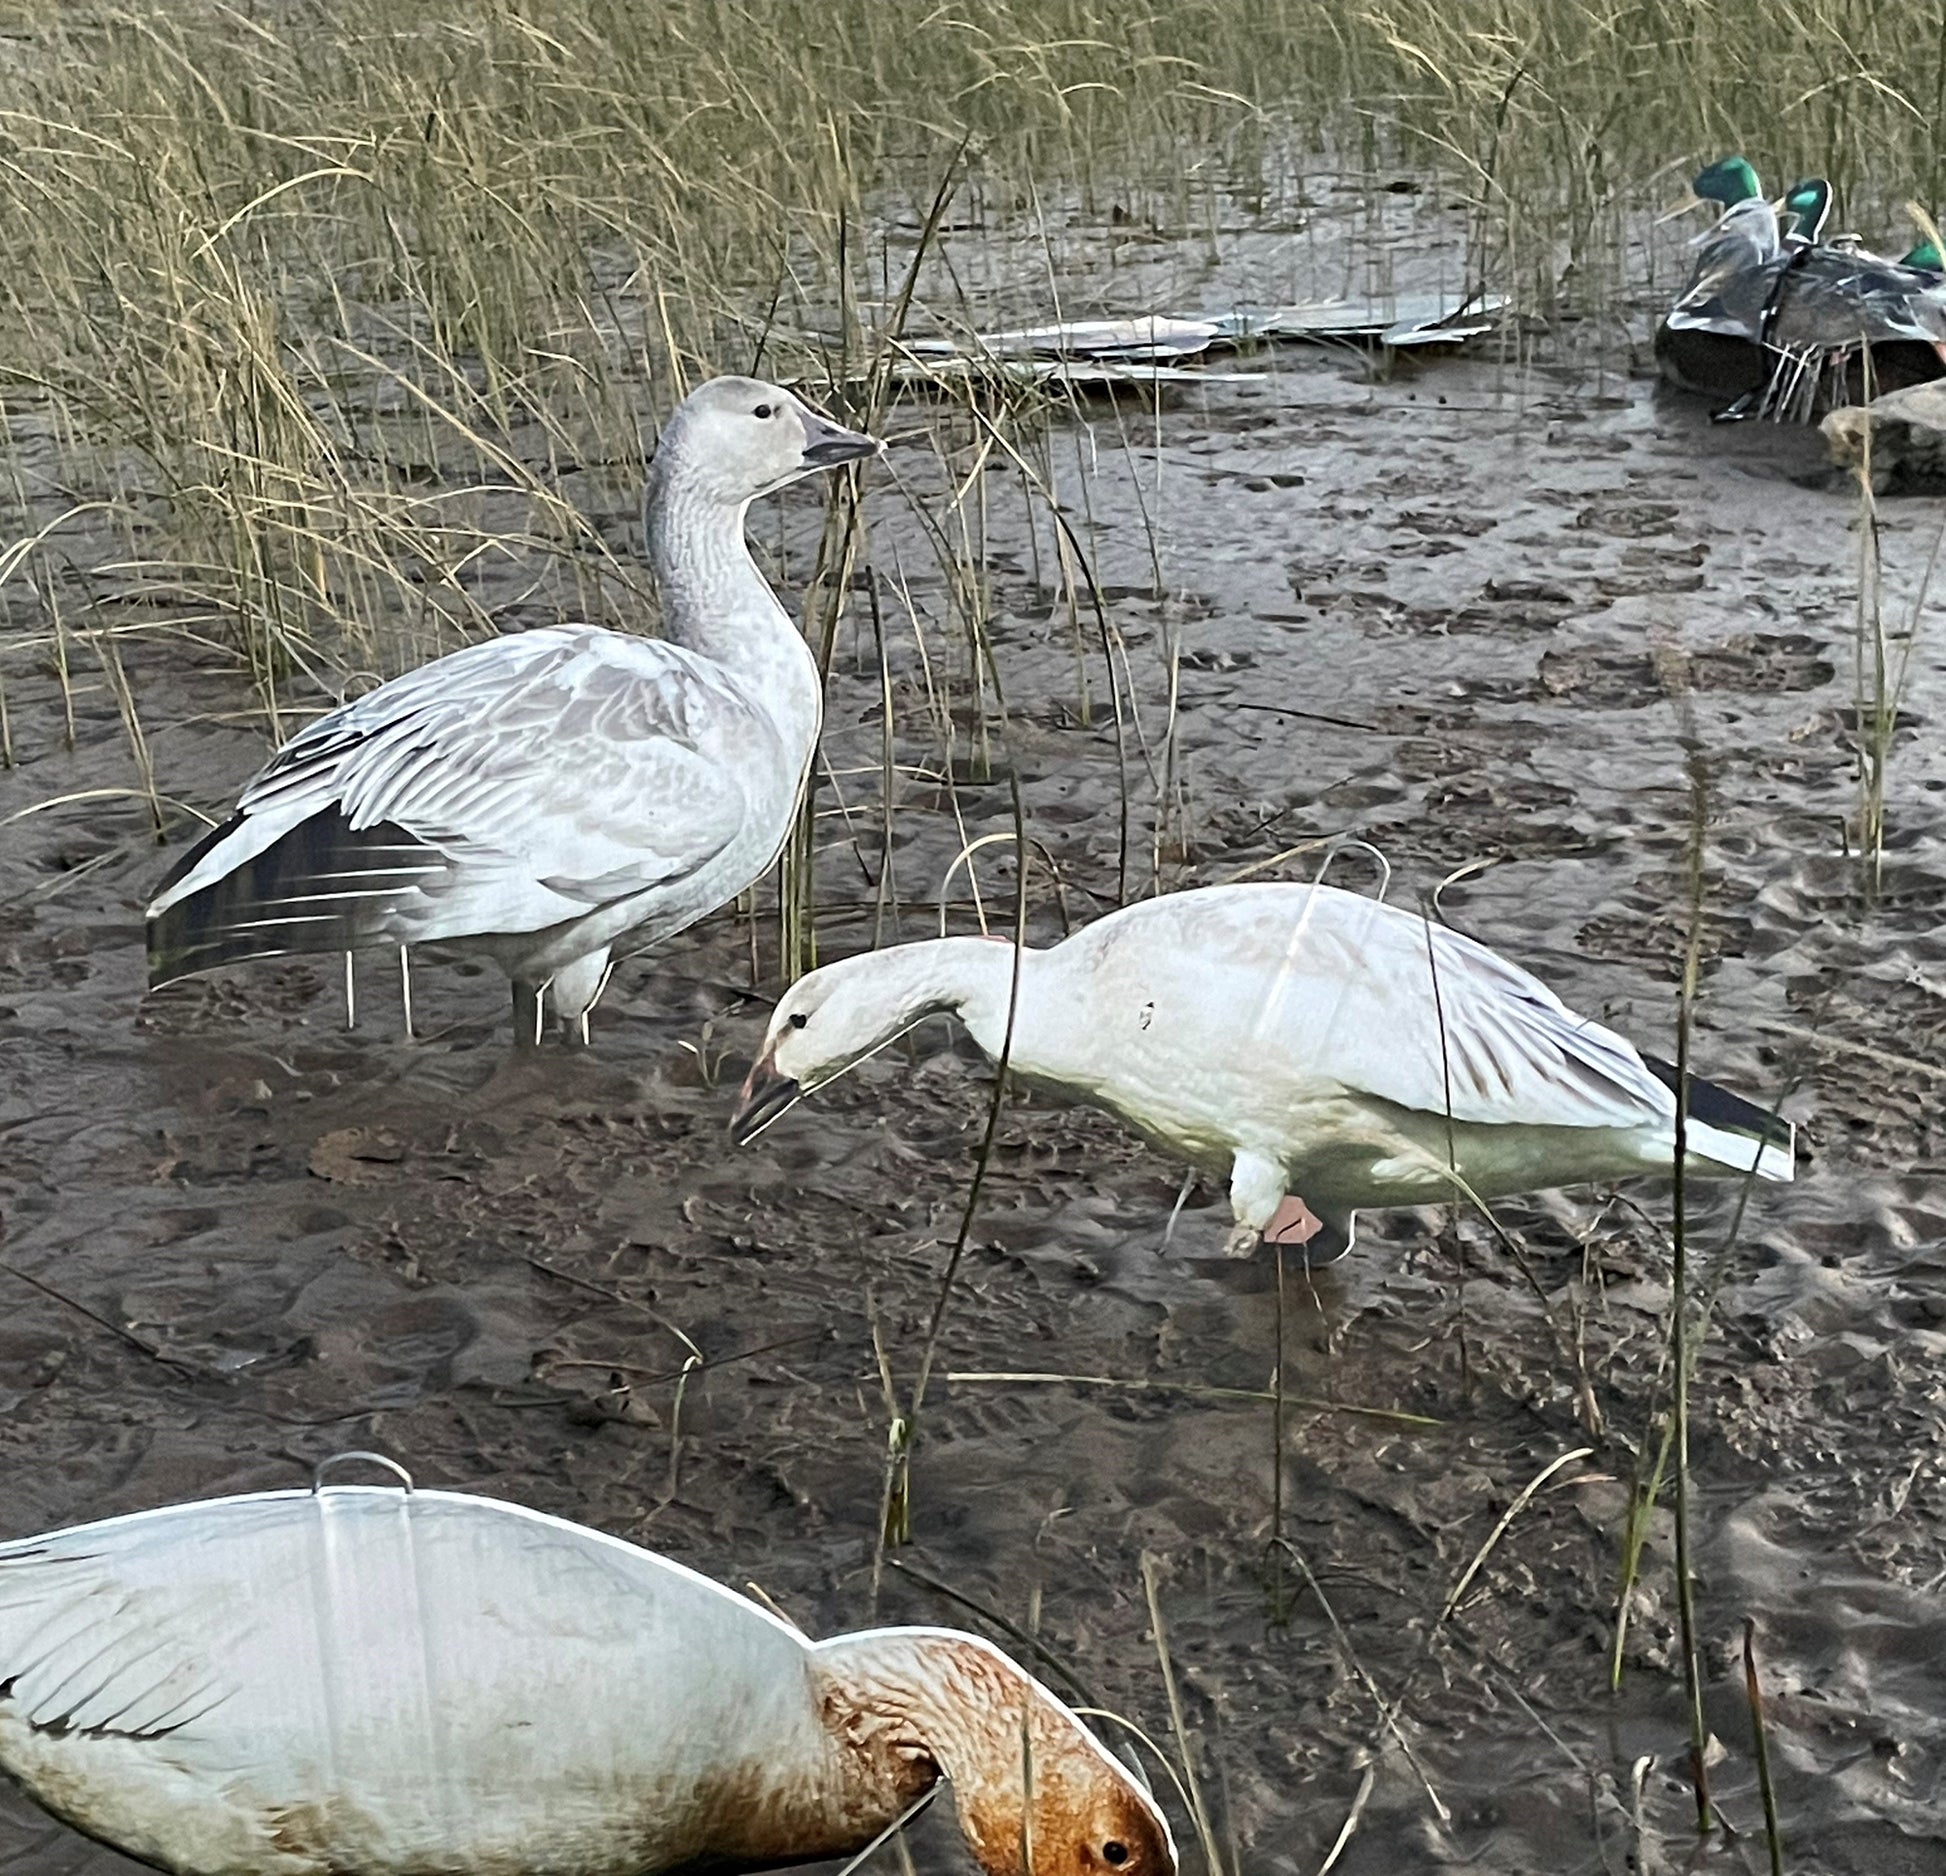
[0,1475,1173,1876]
[731,882,1795,1265]
[146,377,880,1045]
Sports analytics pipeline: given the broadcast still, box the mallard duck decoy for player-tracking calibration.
[1780,177,1832,246]
[1655,158,1783,403]
[1762,251,1946,420]
[732,882,1794,1266]
[1656,159,1946,421]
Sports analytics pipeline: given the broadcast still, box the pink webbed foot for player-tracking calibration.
[1265,1196,1323,1245]
[1264,1196,1357,1268]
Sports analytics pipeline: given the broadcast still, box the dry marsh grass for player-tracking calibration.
[0,0,1941,714]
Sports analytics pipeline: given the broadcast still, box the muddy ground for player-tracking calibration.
[4,185,1946,1875]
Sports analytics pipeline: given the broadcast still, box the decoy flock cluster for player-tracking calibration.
[4,34,1942,1864]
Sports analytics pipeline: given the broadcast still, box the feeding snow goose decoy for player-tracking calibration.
[0,1472,1173,1876]
[146,376,879,1046]
[731,882,1794,1265]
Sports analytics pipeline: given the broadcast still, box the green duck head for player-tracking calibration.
[1781,177,1832,241]
[1693,156,1762,207]
[1902,238,1943,272]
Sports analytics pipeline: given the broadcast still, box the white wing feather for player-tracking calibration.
[152,627,761,929]
[1095,883,1672,1132]
[0,1489,823,1871]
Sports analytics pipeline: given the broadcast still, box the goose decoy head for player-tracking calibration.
[731,948,957,1143]
[1692,155,1762,207]
[819,1629,1177,1876]
[1038,1762,1176,1876]
[958,1742,1176,1876]
[655,375,881,505]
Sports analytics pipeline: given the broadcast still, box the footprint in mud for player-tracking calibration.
[1530,644,1674,707]
[309,1127,409,1186]
[334,1293,486,1400]
[1689,632,1836,693]
[1444,576,1588,635]
[1573,497,1681,537]
[1394,508,1497,537]
[1765,853,1946,925]
[1621,541,1711,568]
[1593,568,1707,596]
[1576,906,1756,980]
[1178,647,1256,672]
[1422,772,1577,818]
[32,836,119,876]
[1096,583,1219,615]
[1287,555,1391,594]
[137,961,327,1033]
[1535,633,1833,707]
[6,928,98,988]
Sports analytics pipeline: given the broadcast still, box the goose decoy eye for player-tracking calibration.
[1102,1844,1129,1866]
[753,403,775,419]
[788,1011,809,1029]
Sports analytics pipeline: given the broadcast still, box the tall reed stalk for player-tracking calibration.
[1670,746,1712,1837]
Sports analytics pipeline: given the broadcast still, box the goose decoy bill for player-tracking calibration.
[733,882,1794,1266]
[145,377,880,1047]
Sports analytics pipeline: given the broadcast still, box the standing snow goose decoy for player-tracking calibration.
[146,377,879,1045]
[0,1472,1172,1876]
[731,882,1794,1264]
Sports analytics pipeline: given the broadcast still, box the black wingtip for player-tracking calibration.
[146,897,296,989]
[146,811,274,989]
[1640,1052,1792,1150]
[142,808,442,990]
[150,811,247,907]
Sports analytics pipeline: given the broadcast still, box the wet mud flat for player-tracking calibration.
[3,326,1946,1875]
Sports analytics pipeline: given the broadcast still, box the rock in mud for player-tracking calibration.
[1822,379,1946,490]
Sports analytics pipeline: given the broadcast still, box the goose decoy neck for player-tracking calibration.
[944,936,1053,1064]
[813,1627,1029,1756]
[643,469,801,661]
[840,934,1053,1071]
[811,1628,1174,1876]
